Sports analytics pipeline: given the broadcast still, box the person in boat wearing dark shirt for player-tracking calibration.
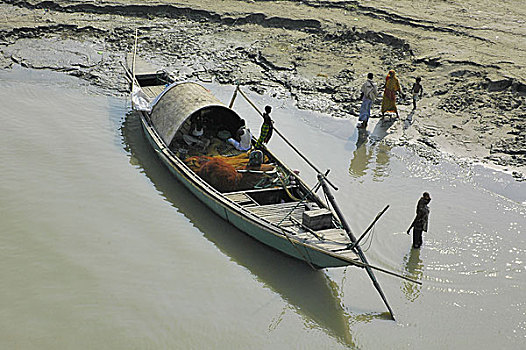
[183,114,210,151]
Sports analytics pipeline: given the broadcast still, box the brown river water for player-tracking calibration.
[1,67,525,349]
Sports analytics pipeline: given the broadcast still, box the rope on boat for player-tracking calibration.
[277,195,308,227]
[277,168,301,202]
[361,225,375,252]
[276,173,324,227]
[289,217,324,241]
[348,205,390,251]
[280,229,316,270]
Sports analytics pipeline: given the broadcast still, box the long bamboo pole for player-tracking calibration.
[236,86,339,191]
[228,84,239,108]
[131,28,138,93]
[318,174,396,320]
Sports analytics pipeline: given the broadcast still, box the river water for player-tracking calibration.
[1,67,525,349]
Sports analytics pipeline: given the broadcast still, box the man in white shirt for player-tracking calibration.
[358,72,378,129]
[228,119,252,151]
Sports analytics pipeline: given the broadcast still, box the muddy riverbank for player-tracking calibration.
[1,0,525,178]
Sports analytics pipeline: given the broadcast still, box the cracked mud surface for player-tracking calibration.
[1,0,525,178]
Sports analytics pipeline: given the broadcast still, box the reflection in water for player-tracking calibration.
[348,126,392,181]
[120,112,356,346]
[373,143,391,181]
[402,248,423,302]
[349,128,371,178]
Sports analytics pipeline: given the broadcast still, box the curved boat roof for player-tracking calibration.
[150,82,243,145]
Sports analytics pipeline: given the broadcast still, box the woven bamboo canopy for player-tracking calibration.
[150,82,243,145]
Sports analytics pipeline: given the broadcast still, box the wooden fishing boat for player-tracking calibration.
[123,50,420,320]
[124,60,363,270]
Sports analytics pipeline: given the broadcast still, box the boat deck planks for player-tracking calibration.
[246,203,308,222]
[142,85,166,99]
[224,192,259,207]
[317,228,349,243]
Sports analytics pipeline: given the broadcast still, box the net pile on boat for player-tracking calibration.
[184,153,275,192]
[184,153,251,172]
[198,158,241,192]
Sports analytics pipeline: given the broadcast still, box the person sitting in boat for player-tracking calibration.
[227,119,252,151]
[183,114,210,151]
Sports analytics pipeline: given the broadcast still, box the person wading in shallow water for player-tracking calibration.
[407,192,431,248]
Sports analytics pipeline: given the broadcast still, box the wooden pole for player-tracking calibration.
[318,174,396,320]
[131,28,138,94]
[228,84,239,108]
[236,87,339,191]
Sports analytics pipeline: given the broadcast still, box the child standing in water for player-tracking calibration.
[411,77,423,110]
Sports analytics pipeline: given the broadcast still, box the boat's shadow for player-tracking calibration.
[121,112,371,345]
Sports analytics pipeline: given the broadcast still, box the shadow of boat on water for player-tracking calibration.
[120,111,357,346]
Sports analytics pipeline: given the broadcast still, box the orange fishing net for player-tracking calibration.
[185,153,259,172]
[184,153,274,192]
[197,158,241,192]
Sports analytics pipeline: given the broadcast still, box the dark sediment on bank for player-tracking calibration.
[1,0,525,178]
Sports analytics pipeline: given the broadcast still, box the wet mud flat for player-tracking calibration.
[1,0,525,178]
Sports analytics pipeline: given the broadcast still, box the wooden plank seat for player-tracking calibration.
[224,192,258,207]
[224,186,304,207]
[225,185,299,197]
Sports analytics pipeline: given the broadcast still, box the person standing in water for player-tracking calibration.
[380,70,403,119]
[407,192,431,249]
[358,72,378,129]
